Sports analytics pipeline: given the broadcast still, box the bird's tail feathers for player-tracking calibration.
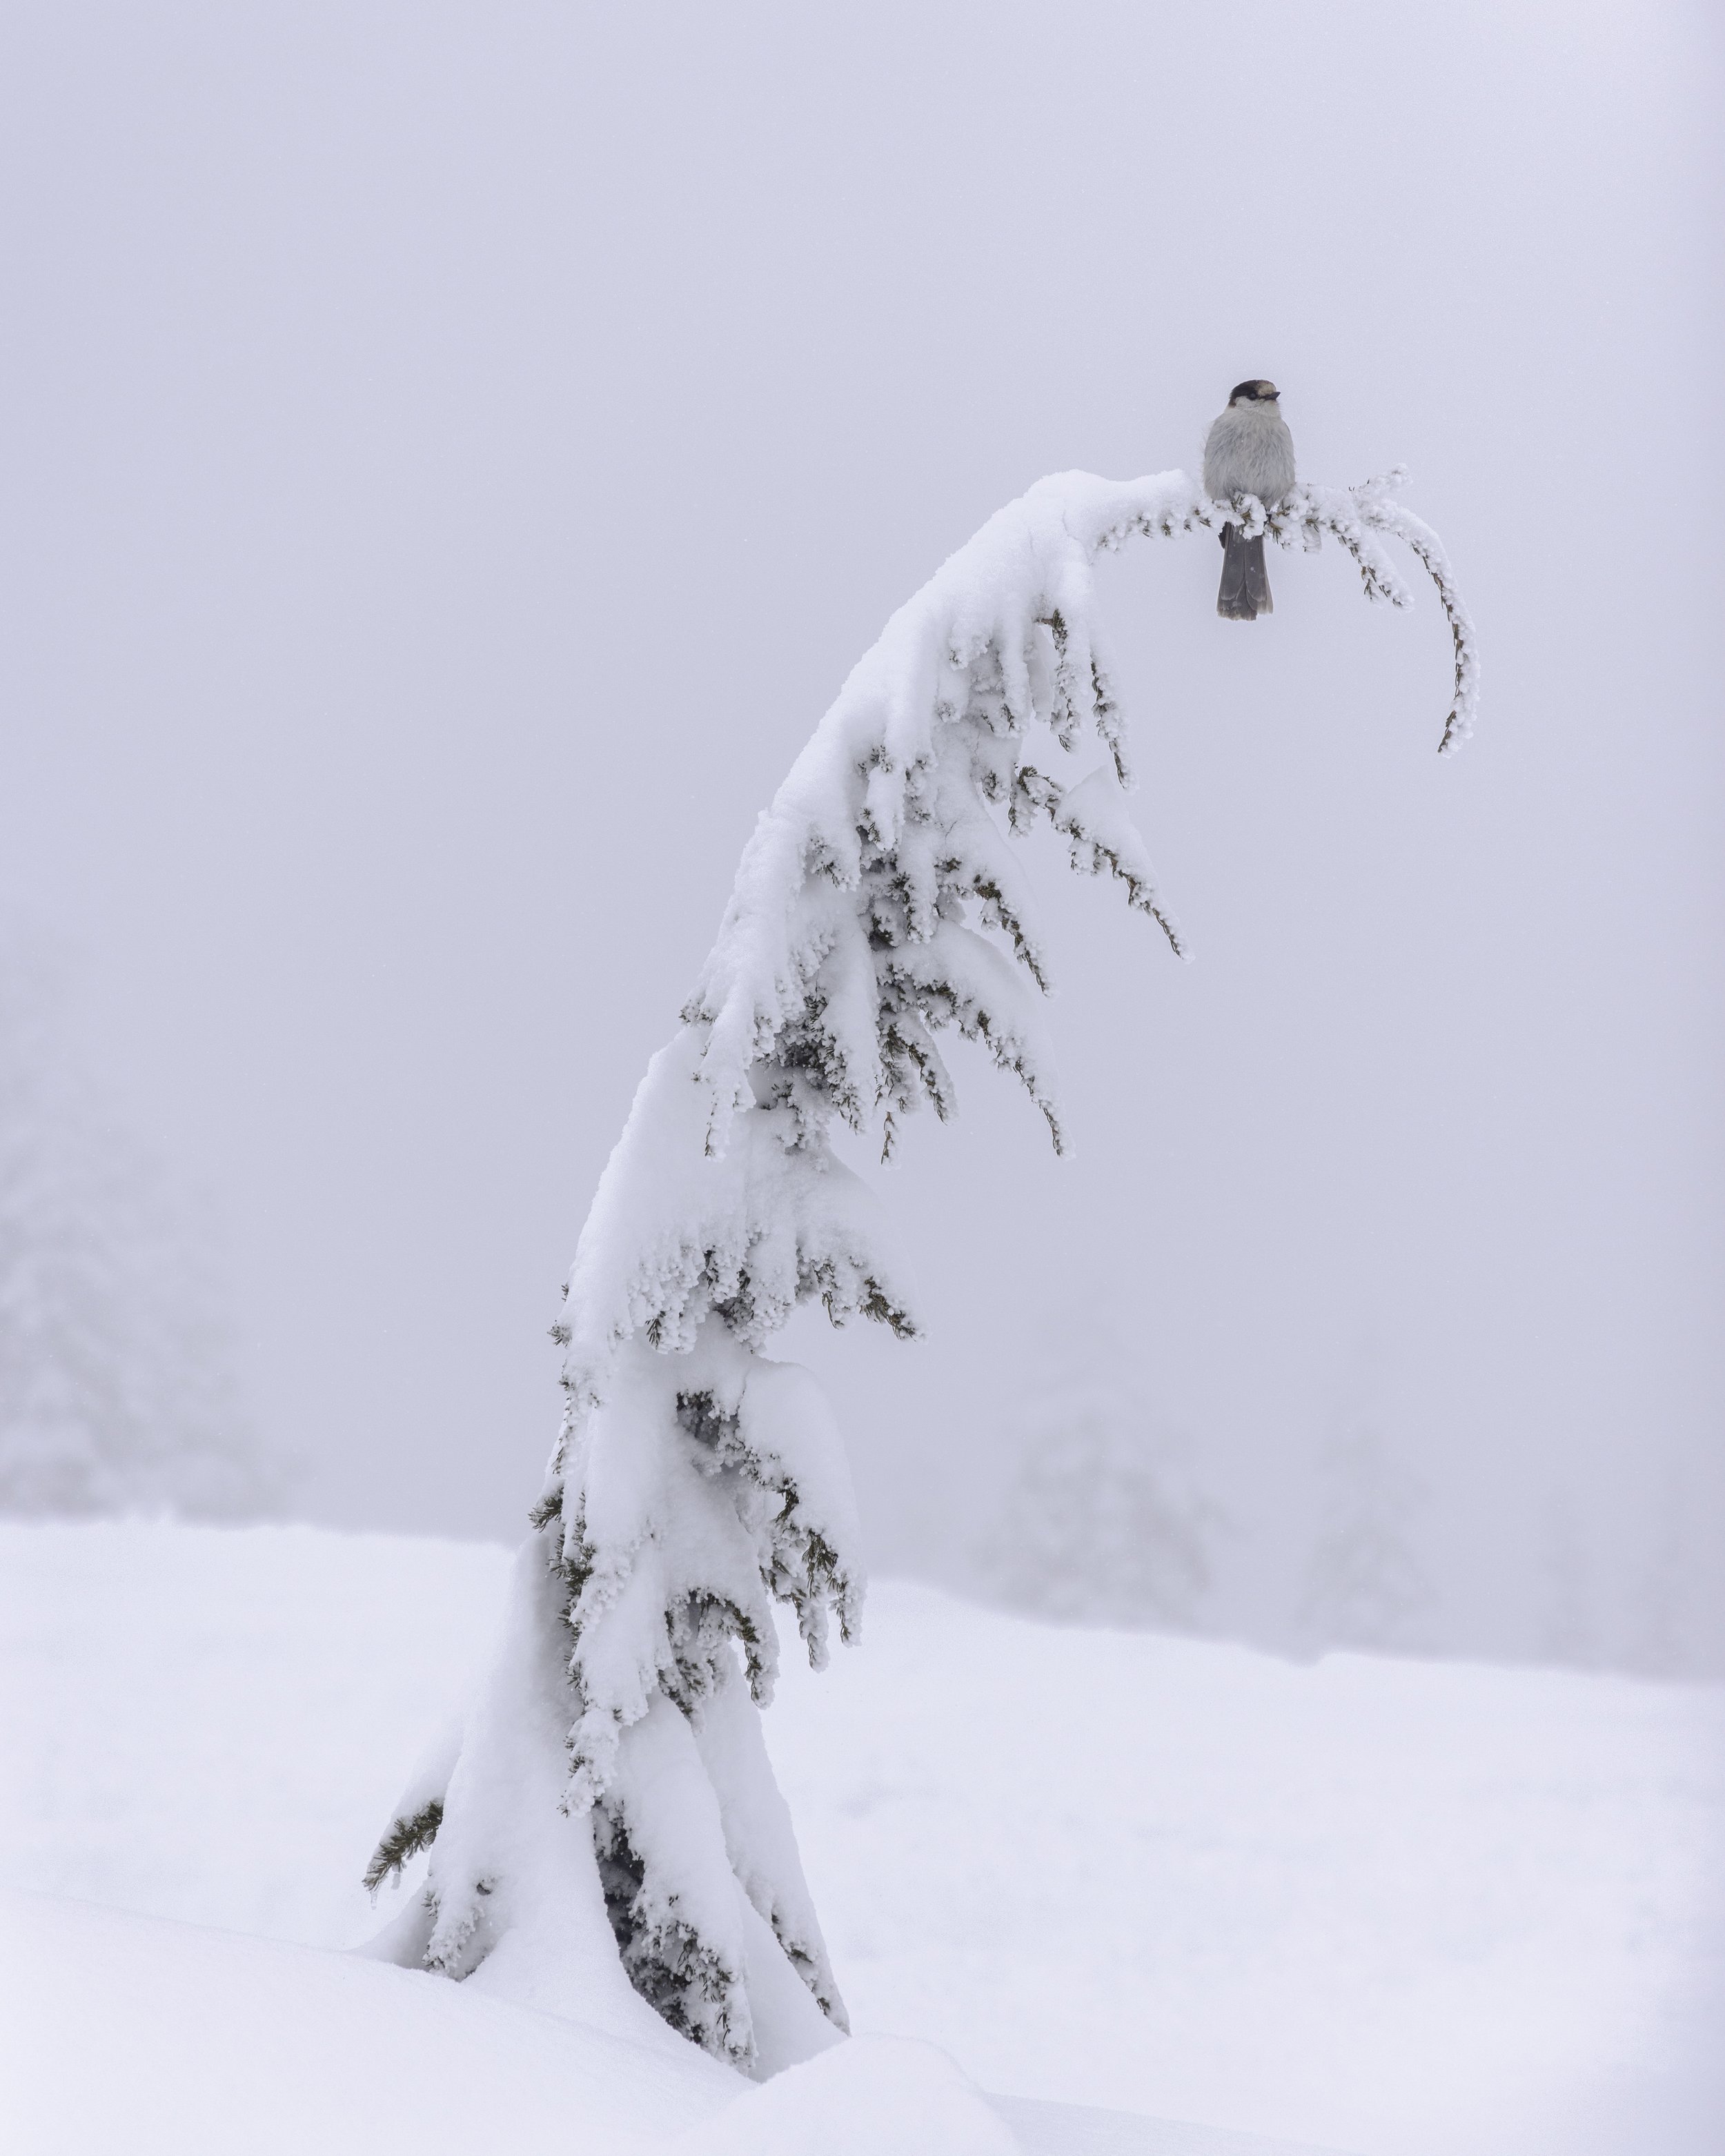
[1217,526,1273,622]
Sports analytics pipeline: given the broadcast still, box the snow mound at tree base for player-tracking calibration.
[2,1890,1351,2156]
[3,1888,727,2155]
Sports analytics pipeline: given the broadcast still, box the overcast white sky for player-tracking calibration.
[1,1,1719,1663]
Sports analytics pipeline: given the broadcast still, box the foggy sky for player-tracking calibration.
[1,2,1719,1664]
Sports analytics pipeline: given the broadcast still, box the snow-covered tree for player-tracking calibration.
[0,936,273,1521]
[364,464,1476,2070]
[1297,1426,1435,1654]
[1535,1485,1600,1670]
[1628,1473,1699,1679]
[974,1316,1221,1630]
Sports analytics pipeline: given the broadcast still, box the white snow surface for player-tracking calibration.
[2,1890,1331,2156]
[3,1520,1722,2156]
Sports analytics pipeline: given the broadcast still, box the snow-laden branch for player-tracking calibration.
[683,465,1475,1179]
[1068,464,1479,755]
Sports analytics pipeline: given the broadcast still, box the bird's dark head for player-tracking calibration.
[1228,379,1280,405]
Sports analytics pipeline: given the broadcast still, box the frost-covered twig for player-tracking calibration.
[1039,464,1477,753]
[1274,467,1481,753]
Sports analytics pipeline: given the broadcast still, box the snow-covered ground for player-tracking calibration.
[3,1521,1722,2155]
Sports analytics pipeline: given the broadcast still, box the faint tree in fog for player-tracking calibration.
[1628,1474,1697,1679]
[1298,1427,1435,1654]
[0,936,276,1519]
[974,1324,1222,1630]
[1535,1486,1599,1669]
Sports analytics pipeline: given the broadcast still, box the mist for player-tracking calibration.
[1,1,1719,1674]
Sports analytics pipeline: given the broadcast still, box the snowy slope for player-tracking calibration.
[2,1889,1339,2156]
[3,1521,1722,2155]
[769,1585,1725,2156]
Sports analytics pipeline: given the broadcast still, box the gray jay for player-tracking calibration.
[1202,379,1296,621]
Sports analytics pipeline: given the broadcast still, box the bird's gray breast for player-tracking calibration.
[1203,406,1297,507]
